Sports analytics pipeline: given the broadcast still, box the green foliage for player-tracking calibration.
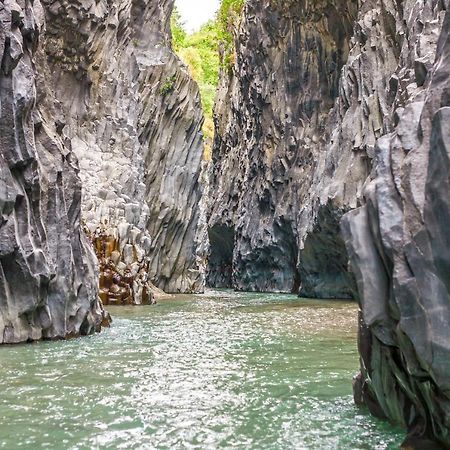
[170,2,244,152]
[216,0,244,68]
[178,47,205,83]
[170,8,187,52]
[160,74,177,96]
[171,8,220,136]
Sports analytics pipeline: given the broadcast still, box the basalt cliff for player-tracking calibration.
[208,0,360,296]
[0,0,106,342]
[0,0,204,343]
[39,0,205,302]
[208,0,450,446]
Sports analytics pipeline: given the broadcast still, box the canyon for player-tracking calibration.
[0,0,206,331]
[0,0,449,447]
[208,0,450,446]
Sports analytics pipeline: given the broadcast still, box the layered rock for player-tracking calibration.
[38,0,205,300]
[0,0,107,343]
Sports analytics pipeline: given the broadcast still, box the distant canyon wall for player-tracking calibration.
[208,0,360,297]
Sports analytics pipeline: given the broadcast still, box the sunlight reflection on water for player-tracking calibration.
[0,290,403,449]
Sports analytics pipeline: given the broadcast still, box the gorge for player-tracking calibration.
[0,0,449,448]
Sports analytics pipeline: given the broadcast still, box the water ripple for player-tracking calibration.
[0,290,402,449]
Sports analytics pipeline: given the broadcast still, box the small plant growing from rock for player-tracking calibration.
[160,74,177,95]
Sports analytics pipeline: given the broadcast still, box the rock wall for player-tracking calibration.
[208,0,359,296]
[210,0,450,445]
[342,3,450,447]
[38,0,205,300]
[0,0,107,343]
[208,0,448,300]
[0,0,205,341]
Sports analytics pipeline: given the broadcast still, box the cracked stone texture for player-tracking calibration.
[38,0,206,297]
[0,0,106,343]
[209,0,450,445]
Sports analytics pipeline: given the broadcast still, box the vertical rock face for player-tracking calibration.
[341,3,450,447]
[210,0,450,445]
[39,0,205,300]
[0,0,204,339]
[0,0,106,343]
[208,0,359,296]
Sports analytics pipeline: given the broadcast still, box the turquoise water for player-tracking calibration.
[0,290,403,449]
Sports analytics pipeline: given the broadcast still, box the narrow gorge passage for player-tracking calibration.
[1,0,449,448]
[0,291,403,449]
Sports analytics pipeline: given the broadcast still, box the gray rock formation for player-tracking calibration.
[208,0,448,302]
[342,4,450,447]
[0,0,107,343]
[39,0,205,300]
[208,0,359,296]
[0,0,205,341]
[209,0,450,445]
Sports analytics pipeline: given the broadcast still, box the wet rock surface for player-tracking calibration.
[342,3,450,447]
[0,0,107,343]
[39,0,206,296]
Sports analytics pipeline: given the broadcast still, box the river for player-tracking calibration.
[0,290,403,449]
